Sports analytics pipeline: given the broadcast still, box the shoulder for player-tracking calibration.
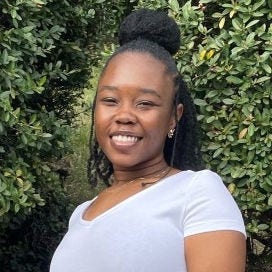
[68,200,94,228]
[169,169,223,191]
[181,169,228,195]
[181,169,246,238]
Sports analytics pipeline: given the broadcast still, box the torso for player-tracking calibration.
[50,170,246,272]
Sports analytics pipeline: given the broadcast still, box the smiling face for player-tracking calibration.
[94,52,179,171]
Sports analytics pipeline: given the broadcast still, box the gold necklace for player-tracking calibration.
[104,166,171,194]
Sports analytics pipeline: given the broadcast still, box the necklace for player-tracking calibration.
[104,166,171,194]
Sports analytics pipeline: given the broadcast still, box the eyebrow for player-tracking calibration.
[98,85,161,98]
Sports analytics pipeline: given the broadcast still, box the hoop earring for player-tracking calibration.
[168,128,175,138]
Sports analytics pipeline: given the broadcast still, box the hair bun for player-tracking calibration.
[118,9,180,55]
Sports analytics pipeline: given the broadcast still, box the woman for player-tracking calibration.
[50,9,246,272]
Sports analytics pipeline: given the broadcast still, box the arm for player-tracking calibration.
[185,230,246,272]
[183,170,247,271]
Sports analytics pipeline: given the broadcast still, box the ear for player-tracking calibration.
[169,103,183,129]
[176,103,184,122]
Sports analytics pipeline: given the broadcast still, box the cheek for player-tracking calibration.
[142,112,171,137]
[94,106,111,128]
[94,107,109,142]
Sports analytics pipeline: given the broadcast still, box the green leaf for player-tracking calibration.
[41,164,51,172]
[261,182,272,193]
[41,133,53,138]
[231,47,243,56]
[11,9,17,19]
[213,147,223,158]
[14,203,20,213]
[38,76,47,86]
[29,114,37,125]
[32,0,45,4]
[244,0,251,5]
[252,0,265,11]
[0,91,10,98]
[207,116,216,123]
[208,143,221,150]
[23,181,32,191]
[16,169,22,177]
[246,20,260,29]
[248,124,255,136]
[71,45,82,51]
[194,99,207,106]
[2,49,9,64]
[206,90,218,98]
[0,182,7,193]
[232,18,242,30]
[223,98,235,105]
[22,26,35,32]
[262,64,272,74]
[246,32,255,44]
[169,0,180,12]
[226,76,243,84]
[19,194,28,204]
[13,108,20,117]
[219,17,225,29]
[255,76,270,83]
[257,224,269,231]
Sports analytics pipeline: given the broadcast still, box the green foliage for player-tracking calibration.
[0,174,73,271]
[0,0,104,270]
[137,0,272,261]
[0,0,93,220]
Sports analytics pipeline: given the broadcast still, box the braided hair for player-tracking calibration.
[88,9,203,187]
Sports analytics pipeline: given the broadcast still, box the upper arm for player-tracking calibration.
[184,230,246,272]
[183,171,246,271]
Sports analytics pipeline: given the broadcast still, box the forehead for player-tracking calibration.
[99,52,174,93]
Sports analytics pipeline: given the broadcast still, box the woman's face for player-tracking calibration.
[94,52,180,171]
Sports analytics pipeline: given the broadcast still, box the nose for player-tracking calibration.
[115,103,136,125]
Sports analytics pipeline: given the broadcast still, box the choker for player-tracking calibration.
[105,166,171,193]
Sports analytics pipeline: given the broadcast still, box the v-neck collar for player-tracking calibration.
[80,170,188,226]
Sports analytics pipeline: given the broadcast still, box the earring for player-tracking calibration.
[168,128,175,138]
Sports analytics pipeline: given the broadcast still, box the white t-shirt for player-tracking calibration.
[50,170,246,272]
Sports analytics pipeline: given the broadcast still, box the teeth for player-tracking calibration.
[112,135,138,143]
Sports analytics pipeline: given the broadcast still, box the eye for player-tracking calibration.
[100,97,118,106]
[136,100,157,108]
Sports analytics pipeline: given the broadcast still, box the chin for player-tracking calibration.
[111,160,140,170]
[107,155,141,169]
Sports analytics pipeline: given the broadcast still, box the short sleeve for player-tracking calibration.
[183,170,246,238]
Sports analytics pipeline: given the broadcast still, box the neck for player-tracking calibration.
[112,160,169,186]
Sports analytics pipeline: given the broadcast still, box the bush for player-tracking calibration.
[0,0,99,270]
[137,0,272,263]
[0,0,93,224]
[0,175,73,272]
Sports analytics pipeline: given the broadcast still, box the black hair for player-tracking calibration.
[88,9,203,187]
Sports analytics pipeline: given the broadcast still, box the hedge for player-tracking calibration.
[0,0,95,269]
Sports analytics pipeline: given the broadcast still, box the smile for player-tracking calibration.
[111,135,140,145]
[112,135,139,144]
